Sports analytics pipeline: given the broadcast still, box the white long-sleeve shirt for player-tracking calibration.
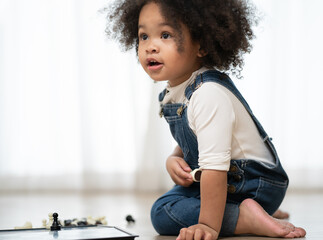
[162,67,274,171]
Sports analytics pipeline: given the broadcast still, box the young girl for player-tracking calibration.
[106,0,306,239]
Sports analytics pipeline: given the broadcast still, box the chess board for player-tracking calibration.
[0,225,138,240]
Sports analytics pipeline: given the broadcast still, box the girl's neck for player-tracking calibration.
[167,66,210,88]
[167,64,203,87]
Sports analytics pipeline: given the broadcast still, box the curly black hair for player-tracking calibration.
[105,0,258,76]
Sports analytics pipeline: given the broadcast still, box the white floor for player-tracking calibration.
[0,190,322,239]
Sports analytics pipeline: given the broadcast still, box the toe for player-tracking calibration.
[284,227,306,238]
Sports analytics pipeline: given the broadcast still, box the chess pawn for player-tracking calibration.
[42,219,47,227]
[126,215,135,223]
[46,213,54,229]
[50,213,61,231]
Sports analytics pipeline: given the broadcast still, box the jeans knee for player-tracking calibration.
[150,201,182,235]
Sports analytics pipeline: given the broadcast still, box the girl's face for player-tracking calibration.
[138,2,202,87]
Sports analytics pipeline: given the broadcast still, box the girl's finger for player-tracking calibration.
[177,158,192,172]
[176,169,192,180]
[204,232,213,240]
[185,229,194,240]
[193,228,203,240]
[178,228,187,240]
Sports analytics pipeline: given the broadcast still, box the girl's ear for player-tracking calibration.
[197,47,208,57]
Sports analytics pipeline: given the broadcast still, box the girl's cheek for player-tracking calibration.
[137,53,146,70]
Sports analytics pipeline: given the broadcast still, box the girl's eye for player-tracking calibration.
[161,32,171,39]
[139,33,148,41]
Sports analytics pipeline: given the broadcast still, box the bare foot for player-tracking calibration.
[234,199,306,238]
[273,209,290,219]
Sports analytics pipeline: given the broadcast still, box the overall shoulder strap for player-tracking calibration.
[184,70,270,141]
[158,89,168,102]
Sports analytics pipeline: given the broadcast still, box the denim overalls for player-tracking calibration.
[150,70,289,237]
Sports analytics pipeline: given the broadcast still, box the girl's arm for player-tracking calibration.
[177,169,227,240]
[169,145,184,158]
[199,169,227,233]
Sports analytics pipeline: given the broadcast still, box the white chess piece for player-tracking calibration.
[46,213,53,229]
[87,216,96,225]
[14,221,32,229]
[42,219,47,227]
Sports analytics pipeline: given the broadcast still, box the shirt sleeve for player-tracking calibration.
[187,82,235,171]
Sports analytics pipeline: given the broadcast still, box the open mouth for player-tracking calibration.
[147,59,163,70]
[148,60,161,67]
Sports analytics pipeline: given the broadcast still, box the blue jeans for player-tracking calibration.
[151,159,288,237]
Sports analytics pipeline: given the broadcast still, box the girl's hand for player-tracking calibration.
[176,224,219,240]
[166,156,193,187]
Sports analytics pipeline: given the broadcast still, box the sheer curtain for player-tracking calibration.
[0,0,173,192]
[237,0,323,189]
[0,0,322,192]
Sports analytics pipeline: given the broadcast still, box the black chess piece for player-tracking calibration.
[125,214,135,223]
[51,212,61,231]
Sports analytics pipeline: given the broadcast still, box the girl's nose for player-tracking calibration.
[146,41,159,53]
